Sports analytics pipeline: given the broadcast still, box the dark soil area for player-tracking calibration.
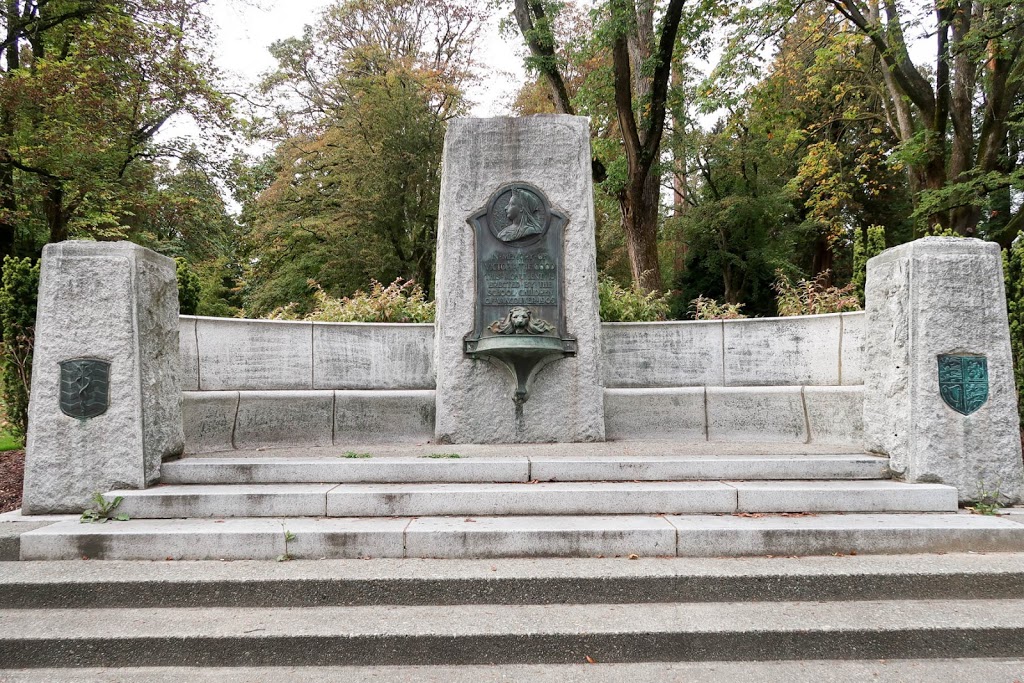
[0,449,24,513]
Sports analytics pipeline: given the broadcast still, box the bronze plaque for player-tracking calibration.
[59,358,110,419]
[464,183,576,356]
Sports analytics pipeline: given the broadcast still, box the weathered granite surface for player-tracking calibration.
[602,322,723,388]
[864,237,1024,502]
[433,116,604,443]
[723,315,841,386]
[23,241,183,514]
[196,317,312,391]
[182,391,238,454]
[313,323,434,390]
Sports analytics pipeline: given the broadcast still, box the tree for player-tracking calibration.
[513,0,690,292]
[824,0,1023,237]
[0,0,231,260]
[240,0,482,315]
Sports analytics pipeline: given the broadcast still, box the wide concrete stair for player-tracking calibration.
[18,442,1024,561]
[3,554,1024,671]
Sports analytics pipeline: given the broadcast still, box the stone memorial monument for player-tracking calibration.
[21,241,183,513]
[863,237,1024,502]
[433,116,605,443]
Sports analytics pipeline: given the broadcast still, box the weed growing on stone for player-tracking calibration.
[277,529,297,562]
[80,492,129,523]
[342,452,372,458]
[422,453,462,459]
[967,482,1004,515]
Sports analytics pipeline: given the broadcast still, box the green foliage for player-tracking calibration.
[422,453,462,459]
[689,296,747,320]
[773,270,861,316]
[1004,235,1024,423]
[966,482,1006,516]
[239,0,482,315]
[80,493,129,524]
[597,275,670,322]
[0,1,232,255]
[0,257,39,436]
[305,279,435,323]
[0,431,22,451]
[175,258,201,316]
[277,529,297,561]
[852,225,886,304]
[342,452,372,459]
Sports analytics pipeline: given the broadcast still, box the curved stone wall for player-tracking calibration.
[180,312,864,391]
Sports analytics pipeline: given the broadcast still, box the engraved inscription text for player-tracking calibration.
[482,250,557,306]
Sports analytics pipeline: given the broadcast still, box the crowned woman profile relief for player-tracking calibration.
[497,187,545,242]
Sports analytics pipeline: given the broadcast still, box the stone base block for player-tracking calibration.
[182,391,238,454]
[805,386,864,446]
[335,390,434,444]
[22,241,182,514]
[604,388,705,440]
[706,387,807,443]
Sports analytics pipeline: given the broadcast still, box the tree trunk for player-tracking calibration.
[811,235,834,282]
[44,181,67,243]
[619,169,662,292]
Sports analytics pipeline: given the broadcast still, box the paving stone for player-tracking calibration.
[668,513,1024,556]
[730,480,958,512]
[19,518,287,561]
[110,484,336,518]
[326,482,737,517]
[404,515,677,558]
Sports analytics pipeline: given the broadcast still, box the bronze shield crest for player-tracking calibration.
[937,354,988,416]
[59,358,110,419]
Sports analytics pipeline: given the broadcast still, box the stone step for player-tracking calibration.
[5,553,1024,608]
[105,480,956,518]
[160,453,889,484]
[4,598,1024,667]
[7,660,1024,682]
[19,513,1024,561]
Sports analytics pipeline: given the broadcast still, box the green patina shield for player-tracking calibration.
[938,355,988,416]
[59,358,110,419]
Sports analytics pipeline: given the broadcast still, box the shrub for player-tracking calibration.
[597,275,670,322]
[175,258,201,316]
[773,269,861,316]
[302,279,434,323]
[689,296,747,320]
[0,256,39,436]
[852,224,886,304]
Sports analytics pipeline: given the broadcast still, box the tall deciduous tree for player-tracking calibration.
[0,0,230,259]
[821,0,1023,237]
[513,0,688,292]
[240,0,482,315]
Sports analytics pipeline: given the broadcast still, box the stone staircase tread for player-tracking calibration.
[4,599,1024,668]
[161,454,890,484]
[181,440,870,459]
[6,599,1024,638]
[5,661,1024,683]
[104,480,957,518]
[18,513,1024,561]
[5,552,1024,606]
